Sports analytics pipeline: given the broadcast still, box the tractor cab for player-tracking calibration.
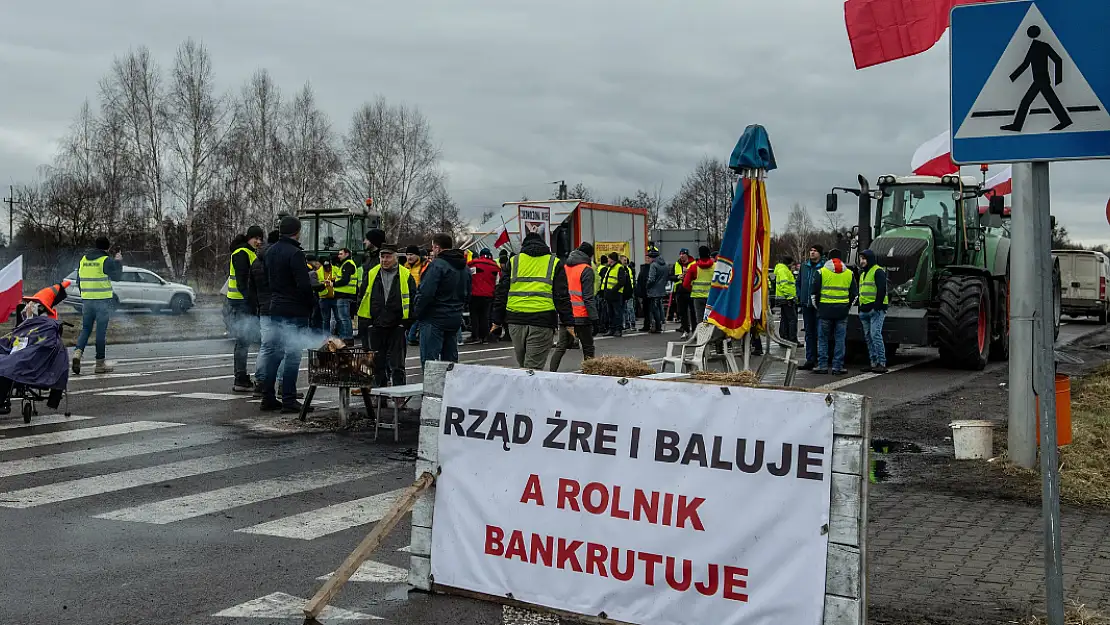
[288,203,381,265]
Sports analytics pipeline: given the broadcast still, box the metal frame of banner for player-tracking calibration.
[409,361,871,625]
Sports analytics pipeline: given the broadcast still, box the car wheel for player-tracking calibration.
[170,294,191,315]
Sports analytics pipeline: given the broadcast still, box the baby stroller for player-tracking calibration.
[0,281,72,423]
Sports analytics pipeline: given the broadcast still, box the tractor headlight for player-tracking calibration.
[894,279,915,297]
[878,175,896,185]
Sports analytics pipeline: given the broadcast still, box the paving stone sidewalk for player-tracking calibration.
[868,487,1110,623]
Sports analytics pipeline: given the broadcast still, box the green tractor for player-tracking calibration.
[282,201,382,265]
[827,174,1061,370]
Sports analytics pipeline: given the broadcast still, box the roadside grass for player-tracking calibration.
[1003,364,1110,508]
[1019,602,1109,625]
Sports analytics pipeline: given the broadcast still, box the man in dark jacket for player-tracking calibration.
[412,233,471,368]
[857,248,889,373]
[797,244,825,370]
[599,252,632,337]
[491,232,573,369]
[635,256,652,332]
[229,226,264,392]
[466,249,500,344]
[550,242,597,372]
[72,236,124,375]
[358,245,417,387]
[247,230,281,395]
[259,216,317,413]
[810,249,858,376]
[645,249,669,333]
[357,228,386,342]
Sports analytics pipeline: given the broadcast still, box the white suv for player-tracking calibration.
[65,266,196,314]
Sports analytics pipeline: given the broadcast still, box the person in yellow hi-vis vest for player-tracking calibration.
[330,248,358,343]
[357,244,417,386]
[857,249,889,374]
[228,226,265,392]
[810,249,858,376]
[773,255,798,343]
[682,246,715,326]
[72,236,124,375]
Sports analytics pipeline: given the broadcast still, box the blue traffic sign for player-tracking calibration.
[951,0,1110,164]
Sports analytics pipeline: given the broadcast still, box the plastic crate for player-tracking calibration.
[307,348,375,388]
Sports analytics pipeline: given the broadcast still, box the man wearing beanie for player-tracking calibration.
[549,242,598,371]
[72,235,124,375]
[797,243,825,370]
[412,233,471,368]
[857,248,889,373]
[228,225,265,392]
[811,248,858,375]
[259,216,318,413]
[404,245,428,346]
[682,245,716,324]
[247,230,283,396]
[358,228,387,346]
[492,231,573,368]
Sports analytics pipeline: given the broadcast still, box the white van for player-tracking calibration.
[1053,249,1109,324]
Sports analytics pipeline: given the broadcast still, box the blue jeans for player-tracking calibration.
[817,318,847,371]
[420,324,459,370]
[407,321,421,344]
[606,298,625,335]
[801,305,818,365]
[319,299,339,336]
[859,309,888,367]
[261,316,308,404]
[334,298,353,340]
[75,299,112,360]
[649,297,665,330]
[625,299,636,329]
[256,316,281,383]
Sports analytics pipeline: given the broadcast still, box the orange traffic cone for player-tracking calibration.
[23,280,71,319]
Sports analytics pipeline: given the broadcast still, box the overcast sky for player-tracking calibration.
[3,0,1108,244]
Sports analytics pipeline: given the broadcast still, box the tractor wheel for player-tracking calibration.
[1052,258,1062,341]
[937,274,991,370]
[990,275,1010,362]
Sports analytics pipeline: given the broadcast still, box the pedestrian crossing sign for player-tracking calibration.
[951,0,1110,164]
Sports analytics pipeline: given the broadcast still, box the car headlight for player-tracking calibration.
[894,279,915,297]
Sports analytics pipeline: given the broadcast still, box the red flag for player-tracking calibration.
[911,130,959,177]
[493,225,510,249]
[845,0,993,69]
[986,166,1012,196]
[0,256,22,322]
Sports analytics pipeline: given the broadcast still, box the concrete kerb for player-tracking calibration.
[408,361,872,625]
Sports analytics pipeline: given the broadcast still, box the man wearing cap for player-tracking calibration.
[358,245,417,387]
[645,248,669,333]
[492,231,573,368]
[228,226,265,392]
[466,248,500,344]
[259,216,318,413]
[72,236,123,375]
[671,248,694,339]
[404,245,428,346]
[682,246,716,325]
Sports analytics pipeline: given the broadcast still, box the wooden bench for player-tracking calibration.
[368,383,424,441]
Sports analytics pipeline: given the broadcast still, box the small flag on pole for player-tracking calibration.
[493,224,510,249]
[0,256,23,322]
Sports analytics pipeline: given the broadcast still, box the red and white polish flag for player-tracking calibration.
[911,130,959,177]
[0,256,23,322]
[986,166,1012,196]
[493,224,510,249]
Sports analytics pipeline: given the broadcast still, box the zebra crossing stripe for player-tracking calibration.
[95,463,402,525]
[0,431,229,479]
[317,559,408,583]
[0,415,94,431]
[0,442,333,508]
[0,421,182,453]
[212,592,380,620]
[237,487,406,540]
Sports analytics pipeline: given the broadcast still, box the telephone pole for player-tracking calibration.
[3,185,19,246]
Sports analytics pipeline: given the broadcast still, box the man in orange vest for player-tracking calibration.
[549,242,598,371]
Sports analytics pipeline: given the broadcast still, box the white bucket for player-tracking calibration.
[949,420,995,460]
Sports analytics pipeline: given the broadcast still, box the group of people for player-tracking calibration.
[772,244,889,375]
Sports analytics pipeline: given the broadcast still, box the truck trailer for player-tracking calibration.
[469,200,649,262]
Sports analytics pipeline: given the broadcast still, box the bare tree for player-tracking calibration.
[568,182,594,202]
[621,187,663,232]
[783,203,816,263]
[166,39,226,276]
[274,83,342,216]
[343,97,441,238]
[233,69,283,225]
[823,210,846,233]
[100,47,175,276]
[663,157,733,247]
[418,181,465,241]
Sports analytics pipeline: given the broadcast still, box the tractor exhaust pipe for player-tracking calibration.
[857,174,873,254]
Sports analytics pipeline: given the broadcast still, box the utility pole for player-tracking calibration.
[3,185,19,246]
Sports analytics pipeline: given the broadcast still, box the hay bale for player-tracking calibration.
[581,355,656,378]
[690,370,760,386]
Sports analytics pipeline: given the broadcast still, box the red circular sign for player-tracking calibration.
[1106,196,1110,227]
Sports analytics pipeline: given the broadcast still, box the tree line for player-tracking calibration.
[10,39,462,287]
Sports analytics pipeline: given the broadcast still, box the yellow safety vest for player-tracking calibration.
[357,265,411,320]
[594,263,603,294]
[78,255,113,300]
[819,266,853,305]
[859,265,889,305]
[774,263,796,299]
[691,264,712,299]
[333,259,358,296]
[226,247,258,301]
[600,264,630,291]
[507,254,557,313]
[316,266,342,299]
[674,261,686,277]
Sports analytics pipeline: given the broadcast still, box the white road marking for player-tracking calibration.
[95,463,401,525]
[68,369,305,396]
[503,605,560,624]
[238,487,406,540]
[212,592,381,620]
[816,355,938,391]
[0,421,182,453]
[317,560,408,583]
[172,392,246,401]
[97,390,175,397]
[397,544,412,553]
[0,442,331,508]
[0,415,93,431]
[70,372,151,381]
[0,431,229,478]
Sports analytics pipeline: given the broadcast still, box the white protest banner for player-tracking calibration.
[431,365,835,625]
[517,205,551,246]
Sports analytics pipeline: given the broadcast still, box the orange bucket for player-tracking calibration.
[1036,374,1073,446]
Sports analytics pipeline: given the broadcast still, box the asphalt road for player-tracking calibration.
[0,319,1102,625]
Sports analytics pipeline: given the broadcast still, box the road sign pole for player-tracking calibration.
[1008,163,1037,469]
[1030,161,1065,625]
